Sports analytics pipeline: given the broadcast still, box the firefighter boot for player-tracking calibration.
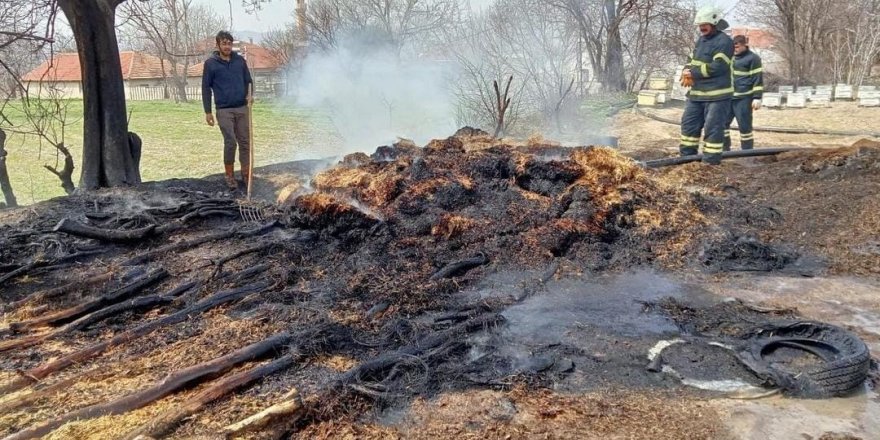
[702,153,722,165]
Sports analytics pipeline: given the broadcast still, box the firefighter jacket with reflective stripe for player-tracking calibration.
[732,49,764,100]
[686,31,734,102]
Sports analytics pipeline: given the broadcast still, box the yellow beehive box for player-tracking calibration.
[638,90,660,107]
[648,77,670,90]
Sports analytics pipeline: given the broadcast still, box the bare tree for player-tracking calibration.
[294,0,459,56]
[620,0,692,91]
[744,0,880,86]
[0,0,62,205]
[544,0,640,92]
[262,26,301,66]
[120,0,227,102]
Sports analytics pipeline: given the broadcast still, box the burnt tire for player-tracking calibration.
[738,322,871,398]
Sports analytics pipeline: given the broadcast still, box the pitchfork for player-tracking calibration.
[237,81,264,223]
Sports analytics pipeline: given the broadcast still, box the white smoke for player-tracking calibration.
[288,37,458,159]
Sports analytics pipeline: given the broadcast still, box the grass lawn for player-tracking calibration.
[2,99,342,205]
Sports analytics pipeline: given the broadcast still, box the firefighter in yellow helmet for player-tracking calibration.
[679,6,734,165]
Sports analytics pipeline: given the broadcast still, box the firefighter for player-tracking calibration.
[679,6,734,165]
[724,35,763,151]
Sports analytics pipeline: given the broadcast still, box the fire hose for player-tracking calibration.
[639,147,799,168]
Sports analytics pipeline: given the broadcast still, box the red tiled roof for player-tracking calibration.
[190,39,285,75]
[21,53,82,82]
[22,51,203,82]
[238,42,284,70]
[729,28,777,50]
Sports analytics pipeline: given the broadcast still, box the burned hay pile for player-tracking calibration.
[0,131,822,439]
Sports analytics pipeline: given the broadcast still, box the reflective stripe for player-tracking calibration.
[701,64,709,77]
[690,87,734,97]
[690,59,708,66]
[733,67,764,76]
[680,140,700,147]
[681,135,701,142]
[741,133,754,140]
[704,143,724,153]
[713,53,732,64]
[733,86,764,97]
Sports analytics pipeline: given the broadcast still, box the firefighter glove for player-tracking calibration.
[680,70,694,88]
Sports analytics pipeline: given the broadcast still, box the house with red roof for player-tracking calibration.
[22,42,286,100]
[22,51,201,99]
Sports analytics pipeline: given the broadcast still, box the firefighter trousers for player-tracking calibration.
[723,98,754,151]
[679,99,731,164]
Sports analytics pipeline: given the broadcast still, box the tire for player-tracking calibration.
[738,322,871,398]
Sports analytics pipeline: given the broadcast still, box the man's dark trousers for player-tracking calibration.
[723,98,754,151]
[679,99,732,164]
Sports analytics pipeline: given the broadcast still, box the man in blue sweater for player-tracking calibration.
[202,31,253,190]
[679,6,734,165]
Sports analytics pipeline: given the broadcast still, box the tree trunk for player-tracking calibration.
[601,0,627,92]
[58,0,141,190]
[0,129,18,208]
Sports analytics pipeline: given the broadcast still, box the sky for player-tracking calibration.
[197,0,743,35]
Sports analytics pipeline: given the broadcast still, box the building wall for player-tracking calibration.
[25,81,82,99]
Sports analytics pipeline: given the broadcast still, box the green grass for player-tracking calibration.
[1,99,341,205]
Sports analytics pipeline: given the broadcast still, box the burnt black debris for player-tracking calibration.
[0,130,865,439]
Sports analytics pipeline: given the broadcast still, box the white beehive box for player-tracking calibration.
[815,85,833,99]
[859,91,880,107]
[834,84,854,100]
[811,89,832,100]
[778,86,794,101]
[786,92,807,108]
[857,85,877,99]
[808,96,831,108]
[656,91,667,104]
[762,93,782,108]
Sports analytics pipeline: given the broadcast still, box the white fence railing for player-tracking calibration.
[127,86,202,101]
[126,83,283,101]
